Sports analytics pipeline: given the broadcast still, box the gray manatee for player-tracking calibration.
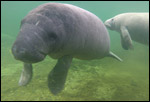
[11,3,122,95]
[104,13,149,50]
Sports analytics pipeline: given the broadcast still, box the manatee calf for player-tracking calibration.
[104,13,149,50]
[12,3,122,95]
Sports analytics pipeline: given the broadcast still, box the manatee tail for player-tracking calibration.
[107,51,123,62]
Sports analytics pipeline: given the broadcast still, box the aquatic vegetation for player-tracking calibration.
[1,46,149,101]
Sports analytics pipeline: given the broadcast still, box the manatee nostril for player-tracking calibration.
[12,45,27,57]
[12,46,17,53]
[12,45,19,54]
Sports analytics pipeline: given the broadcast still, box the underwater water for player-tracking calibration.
[1,1,149,101]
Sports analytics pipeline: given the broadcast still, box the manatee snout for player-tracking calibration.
[12,44,27,59]
[12,43,46,63]
[11,24,49,63]
[104,19,111,28]
[104,18,114,30]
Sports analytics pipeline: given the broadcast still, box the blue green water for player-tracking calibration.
[1,1,149,101]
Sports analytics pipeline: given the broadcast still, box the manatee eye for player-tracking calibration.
[49,33,57,40]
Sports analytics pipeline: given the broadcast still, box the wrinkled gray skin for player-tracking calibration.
[12,3,122,95]
[104,13,149,50]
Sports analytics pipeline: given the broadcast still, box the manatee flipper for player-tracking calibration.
[48,55,73,95]
[108,51,123,62]
[120,26,133,50]
[19,63,33,86]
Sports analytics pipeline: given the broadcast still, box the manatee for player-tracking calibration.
[104,13,149,50]
[11,3,122,95]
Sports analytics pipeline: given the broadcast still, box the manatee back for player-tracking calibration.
[61,3,110,59]
[125,13,149,45]
[118,13,149,45]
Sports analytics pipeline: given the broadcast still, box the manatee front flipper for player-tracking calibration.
[48,55,73,95]
[120,26,134,50]
[19,63,33,86]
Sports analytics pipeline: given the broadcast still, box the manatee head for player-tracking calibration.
[12,23,57,63]
[105,14,126,31]
[104,18,116,30]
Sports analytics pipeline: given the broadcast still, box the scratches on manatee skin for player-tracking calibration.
[35,21,40,26]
